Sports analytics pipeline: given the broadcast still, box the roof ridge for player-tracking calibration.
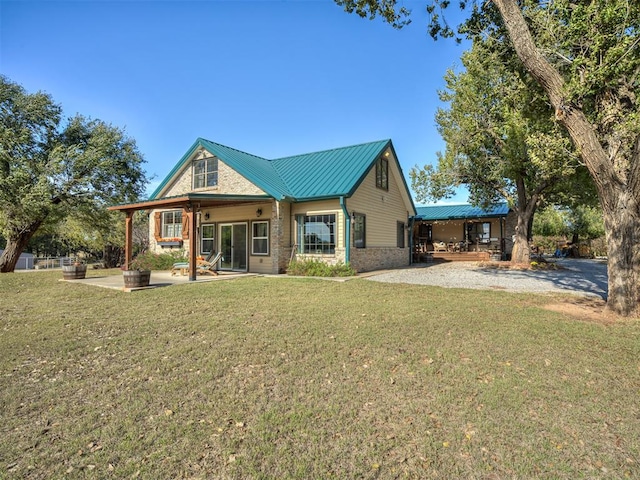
[198,137,293,199]
[272,139,390,161]
[198,137,269,162]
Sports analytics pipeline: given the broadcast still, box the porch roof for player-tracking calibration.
[414,203,509,221]
[108,193,272,213]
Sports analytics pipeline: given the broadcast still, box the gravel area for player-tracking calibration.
[365,258,608,300]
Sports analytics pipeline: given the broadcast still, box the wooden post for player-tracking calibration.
[188,207,197,281]
[124,211,133,270]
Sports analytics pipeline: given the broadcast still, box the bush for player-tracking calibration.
[590,236,608,257]
[287,259,356,277]
[531,235,565,254]
[129,250,187,271]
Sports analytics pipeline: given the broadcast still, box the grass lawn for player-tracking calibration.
[1,270,638,479]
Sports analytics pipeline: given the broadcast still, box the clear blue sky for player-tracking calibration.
[1,0,470,203]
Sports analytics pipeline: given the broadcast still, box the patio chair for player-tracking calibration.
[434,241,448,252]
[171,251,219,276]
[196,251,223,276]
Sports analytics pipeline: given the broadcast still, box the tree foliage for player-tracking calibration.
[534,204,605,240]
[335,0,640,316]
[0,76,148,272]
[410,37,592,262]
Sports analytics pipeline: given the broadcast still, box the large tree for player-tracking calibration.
[411,37,588,263]
[0,76,148,272]
[336,0,640,317]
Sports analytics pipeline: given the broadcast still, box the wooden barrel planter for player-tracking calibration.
[123,270,151,288]
[62,264,87,280]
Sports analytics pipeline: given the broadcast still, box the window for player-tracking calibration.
[252,221,269,255]
[201,224,215,254]
[376,157,388,190]
[467,222,491,242]
[193,156,218,189]
[162,210,182,238]
[297,214,336,254]
[397,222,405,248]
[353,213,366,248]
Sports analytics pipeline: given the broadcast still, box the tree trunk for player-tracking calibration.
[602,194,640,317]
[0,222,40,273]
[493,0,640,316]
[510,175,538,265]
[511,210,532,264]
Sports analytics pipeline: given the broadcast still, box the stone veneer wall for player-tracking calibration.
[289,247,409,273]
[270,202,289,274]
[350,247,409,273]
[503,211,518,256]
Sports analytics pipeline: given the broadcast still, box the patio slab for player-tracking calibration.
[60,270,254,292]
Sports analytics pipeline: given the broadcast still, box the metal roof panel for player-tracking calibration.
[414,203,509,221]
[272,140,390,198]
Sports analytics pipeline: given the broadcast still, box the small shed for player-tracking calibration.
[0,250,35,270]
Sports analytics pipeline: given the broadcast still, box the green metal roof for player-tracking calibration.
[272,139,391,199]
[414,203,509,221]
[150,138,411,206]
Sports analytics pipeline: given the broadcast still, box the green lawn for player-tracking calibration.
[1,270,638,479]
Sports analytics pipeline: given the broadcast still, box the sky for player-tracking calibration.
[1,0,470,204]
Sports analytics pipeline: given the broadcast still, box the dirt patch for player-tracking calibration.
[543,297,627,324]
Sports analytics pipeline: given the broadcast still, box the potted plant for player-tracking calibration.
[62,260,87,280]
[122,257,151,288]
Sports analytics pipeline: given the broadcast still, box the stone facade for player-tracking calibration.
[164,150,265,197]
[350,247,410,272]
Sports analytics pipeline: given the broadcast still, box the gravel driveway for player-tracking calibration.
[365,258,608,300]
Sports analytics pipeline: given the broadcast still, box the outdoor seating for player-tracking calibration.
[434,241,448,252]
[171,251,222,276]
[196,251,223,275]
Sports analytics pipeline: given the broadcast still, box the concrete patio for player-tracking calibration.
[60,270,255,292]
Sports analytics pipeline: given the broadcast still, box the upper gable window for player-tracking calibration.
[375,157,388,191]
[193,156,218,189]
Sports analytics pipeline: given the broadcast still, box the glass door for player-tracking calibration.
[219,223,247,271]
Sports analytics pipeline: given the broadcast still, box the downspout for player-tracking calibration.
[340,196,351,264]
[408,215,415,265]
[500,216,505,260]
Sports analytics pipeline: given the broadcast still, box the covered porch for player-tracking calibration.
[109,193,275,281]
[411,204,512,263]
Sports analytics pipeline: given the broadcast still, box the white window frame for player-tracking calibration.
[201,223,216,255]
[297,213,336,254]
[193,157,218,189]
[162,210,182,238]
[251,220,269,256]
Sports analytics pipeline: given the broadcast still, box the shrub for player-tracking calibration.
[129,250,187,271]
[287,259,356,277]
[590,236,608,257]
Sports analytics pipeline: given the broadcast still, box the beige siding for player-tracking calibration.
[348,160,411,247]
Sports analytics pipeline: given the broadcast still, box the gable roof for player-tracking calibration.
[271,139,391,200]
[414,203,510,221]
[150,138,414,211]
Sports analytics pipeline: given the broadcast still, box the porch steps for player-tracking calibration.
[419,251,491,263]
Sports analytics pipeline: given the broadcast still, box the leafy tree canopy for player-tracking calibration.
[0,76,148,271]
